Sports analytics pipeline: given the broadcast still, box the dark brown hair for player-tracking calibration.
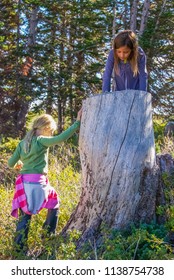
[113,30,139,76]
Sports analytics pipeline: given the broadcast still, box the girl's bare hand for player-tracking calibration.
[77,108,82,121]
[14,160,23,170]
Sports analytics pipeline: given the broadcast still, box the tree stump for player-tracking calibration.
[62,90,173,244]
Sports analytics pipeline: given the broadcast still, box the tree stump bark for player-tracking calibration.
[62,90,174,244]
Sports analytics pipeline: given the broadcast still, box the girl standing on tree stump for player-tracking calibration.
[102,30,148,92]
[8,110,82,254]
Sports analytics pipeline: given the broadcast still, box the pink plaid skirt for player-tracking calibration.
[11,174,59,218]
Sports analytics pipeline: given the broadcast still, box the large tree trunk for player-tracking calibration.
[130,0,138,32]
[62,90,173,245]
[139,0,150,37]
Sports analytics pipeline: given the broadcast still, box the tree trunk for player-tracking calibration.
[139,0,150,37]
[62,90,173,245]
[130,0,137,32]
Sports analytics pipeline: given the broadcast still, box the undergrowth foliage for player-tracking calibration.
[78,223,172,260]
[0,119,174,260]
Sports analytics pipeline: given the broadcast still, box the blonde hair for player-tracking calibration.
[113,30,139,76]
[23,114,57,153]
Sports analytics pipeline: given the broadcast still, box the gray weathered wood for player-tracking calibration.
[62,90,173,244]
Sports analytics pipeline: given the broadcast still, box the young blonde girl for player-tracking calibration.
[102,30,148,92]
[8,110,82,254]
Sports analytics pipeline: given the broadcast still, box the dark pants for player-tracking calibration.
[14,208,58,252]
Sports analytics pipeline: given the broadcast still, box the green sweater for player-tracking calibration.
[8,121,80,175]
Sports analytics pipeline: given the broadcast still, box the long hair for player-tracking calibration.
[23,114,57,153]
[113,30,139,76]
